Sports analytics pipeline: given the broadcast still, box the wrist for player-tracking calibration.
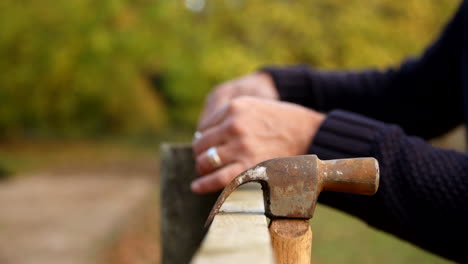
[296,107,326,155]
[254,72,279,100]
[308,110,326,141]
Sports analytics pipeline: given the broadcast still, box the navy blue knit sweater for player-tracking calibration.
[263,1,468,262]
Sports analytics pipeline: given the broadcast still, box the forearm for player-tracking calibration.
[312,110,468,263]
[262,2,465,139]
[263,59,463,139]
[262,65,392,112]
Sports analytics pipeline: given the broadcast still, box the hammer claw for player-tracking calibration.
[205,165,269,227]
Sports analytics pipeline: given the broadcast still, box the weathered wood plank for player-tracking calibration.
[191,183,275,264]
[160,143,220,264]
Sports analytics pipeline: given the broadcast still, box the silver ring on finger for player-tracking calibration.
[207,146,222,168]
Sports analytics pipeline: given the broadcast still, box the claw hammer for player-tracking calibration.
[206,155,379,264]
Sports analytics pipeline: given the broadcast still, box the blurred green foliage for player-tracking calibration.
[0,0,458,139]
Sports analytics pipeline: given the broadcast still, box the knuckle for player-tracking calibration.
[226,101,239,114]
[239,140,255,158]
[195,156,206,174]
[229,96,248,112]
[227,118,244,136]
[237,138,251,152]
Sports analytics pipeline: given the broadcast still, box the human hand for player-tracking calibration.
[199,72,278,125]
[191,96,325,194]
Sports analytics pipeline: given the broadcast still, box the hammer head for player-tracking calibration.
[205,155,379,227]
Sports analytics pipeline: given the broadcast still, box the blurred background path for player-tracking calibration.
[0,142,160,264]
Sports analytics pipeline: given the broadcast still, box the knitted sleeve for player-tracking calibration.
[262,1,465,139]
[312,110,468,263]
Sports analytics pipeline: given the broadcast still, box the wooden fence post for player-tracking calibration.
[160,143,220,264]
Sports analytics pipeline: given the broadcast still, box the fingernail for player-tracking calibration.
[191,181,200,192]
[193,131,202,141]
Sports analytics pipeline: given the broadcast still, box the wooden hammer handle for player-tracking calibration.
[269,219,312,264]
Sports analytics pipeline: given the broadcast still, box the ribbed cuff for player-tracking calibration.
[310,110,387,159]
[260,65,323,107]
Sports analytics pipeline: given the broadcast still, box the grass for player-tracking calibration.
[311,204,454,264]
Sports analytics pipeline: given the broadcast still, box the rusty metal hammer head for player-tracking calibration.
[205,155,379,227]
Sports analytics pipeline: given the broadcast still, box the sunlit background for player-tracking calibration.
[0,0,461,263]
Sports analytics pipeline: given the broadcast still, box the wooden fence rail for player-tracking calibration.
[191,183,275,264]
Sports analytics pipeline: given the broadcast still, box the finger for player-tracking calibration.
[199,95,230,126]
[198,103,230,132]
[195,143,237,176]
[198,83,233,130]
[191,162,245,194]
[192,120,230,156]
